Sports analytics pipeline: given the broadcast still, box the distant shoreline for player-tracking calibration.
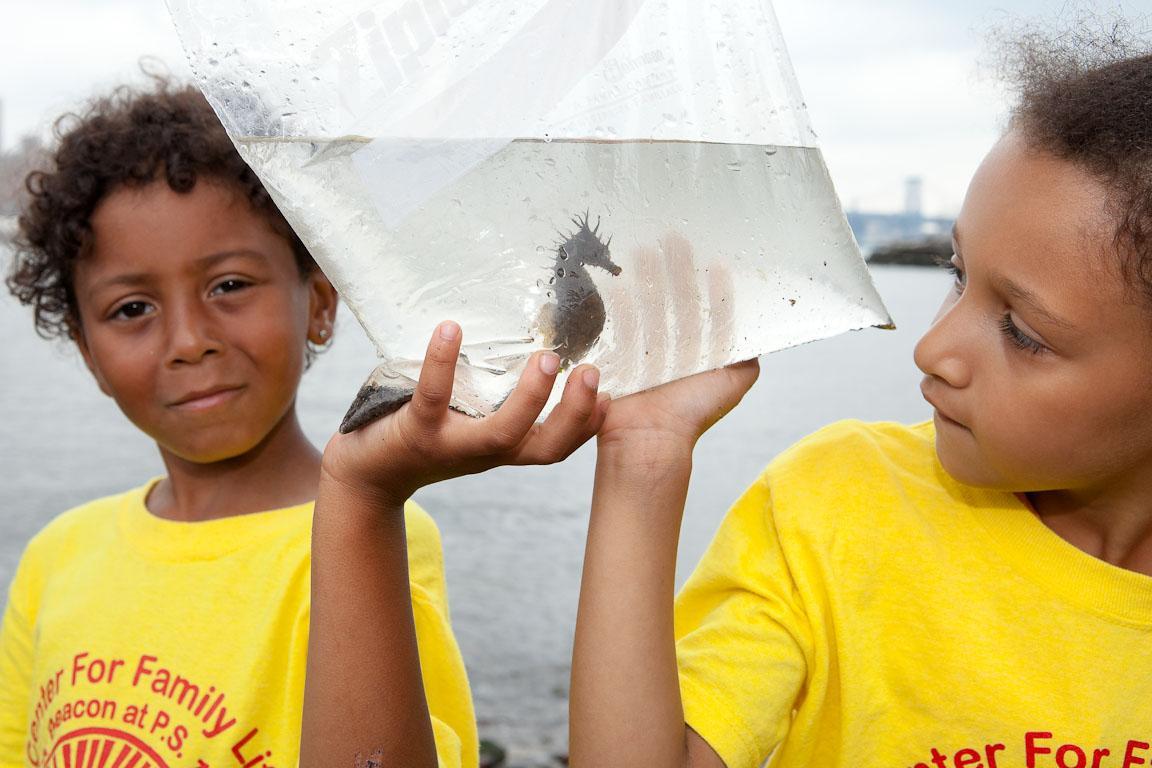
[866,236,951,268]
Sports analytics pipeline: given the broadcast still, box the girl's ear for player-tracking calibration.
[306,270,339,344]
[72,327,114,398]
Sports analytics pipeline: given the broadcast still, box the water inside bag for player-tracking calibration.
[238,136,889,415]
[168,0,893,419]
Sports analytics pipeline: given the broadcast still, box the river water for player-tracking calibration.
[0,261,949,763]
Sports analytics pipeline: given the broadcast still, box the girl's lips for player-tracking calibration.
[170,386,244,411]
[933,408,968,430]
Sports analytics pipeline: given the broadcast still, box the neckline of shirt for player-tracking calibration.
[946,469,1152,626]
[117,478,314,562]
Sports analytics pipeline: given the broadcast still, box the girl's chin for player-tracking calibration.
[934,434,996,489]
[158,436,264,466]
[934,440,1039,493]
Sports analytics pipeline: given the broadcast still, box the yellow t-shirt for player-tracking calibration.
[675,420,1152,768]
[0,482,477,768]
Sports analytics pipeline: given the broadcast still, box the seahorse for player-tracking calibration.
[339,212,622,433]
[536,212,623,369]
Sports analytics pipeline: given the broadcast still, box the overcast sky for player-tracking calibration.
[1,0,1148,215]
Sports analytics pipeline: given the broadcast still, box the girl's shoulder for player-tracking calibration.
[768,419,937,486]
[781,418,934,464]
[8,482,154,601]
[22,481,154,559]
[754,419,967,536]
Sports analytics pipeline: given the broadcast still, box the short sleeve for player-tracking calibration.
[673,472,811,768]
[0,548,41,767]
[404,503,478,768]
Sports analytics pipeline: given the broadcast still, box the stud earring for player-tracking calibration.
[318,328,330,341]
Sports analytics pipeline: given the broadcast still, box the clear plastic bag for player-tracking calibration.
[166,0,892,428]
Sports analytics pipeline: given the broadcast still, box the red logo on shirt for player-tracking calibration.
[44,727,170,768]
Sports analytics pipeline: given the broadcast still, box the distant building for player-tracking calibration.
[846,176,954,258]
[903,175,923,216]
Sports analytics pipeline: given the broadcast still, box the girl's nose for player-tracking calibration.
[913,293,971,389]
[165,299,222,366]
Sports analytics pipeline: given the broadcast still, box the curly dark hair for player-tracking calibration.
[6,77,317,341]
[997,14,1152,300]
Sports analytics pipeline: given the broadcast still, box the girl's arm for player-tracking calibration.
[569,361,759,768]
[301,322,606,768]
[303,476,439,768]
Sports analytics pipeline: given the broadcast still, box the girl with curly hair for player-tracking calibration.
[0,80,604,768]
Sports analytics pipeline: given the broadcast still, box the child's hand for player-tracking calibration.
[597,359,760,458]
[591,233,759,462]
[321,321,606,508]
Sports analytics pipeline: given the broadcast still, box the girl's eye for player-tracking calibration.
[111,301,153,320]
[210,278,251,296]
[938,255,965,294]
[999,313,1047,355]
